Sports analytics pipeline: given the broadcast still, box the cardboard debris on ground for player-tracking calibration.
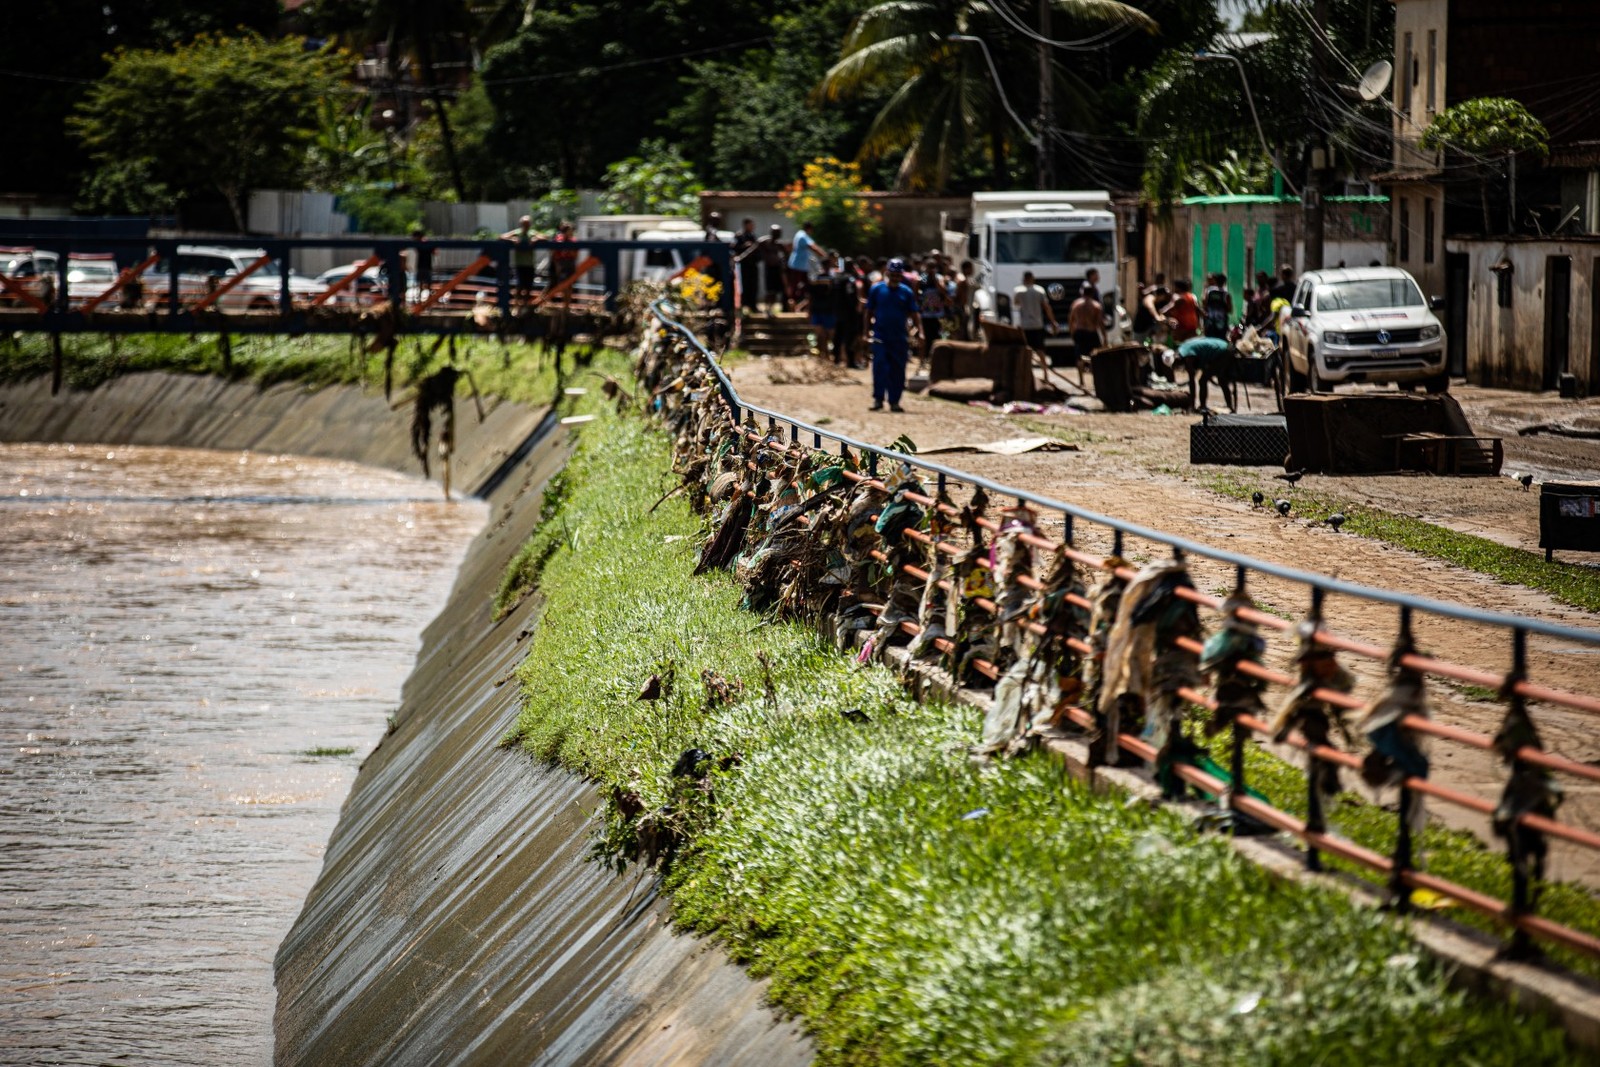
[965,399,1089,416]
[921,436,1079,456]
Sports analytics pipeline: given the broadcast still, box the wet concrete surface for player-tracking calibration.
[0,371,812,1066]
[271,416,810,1066]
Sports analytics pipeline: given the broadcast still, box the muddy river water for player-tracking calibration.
[0,442,485,1065]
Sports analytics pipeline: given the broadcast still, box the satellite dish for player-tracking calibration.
[1357,60,1393,101]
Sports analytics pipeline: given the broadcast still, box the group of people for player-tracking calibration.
[1124,265,1303,411]
[727,216,980,410]
[500,215,579,305]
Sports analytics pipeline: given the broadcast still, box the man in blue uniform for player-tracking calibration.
[864,258,920,412]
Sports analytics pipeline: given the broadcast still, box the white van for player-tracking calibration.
[1283,266,1448,393]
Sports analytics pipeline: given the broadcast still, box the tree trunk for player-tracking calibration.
[220,182,247,233]
[417,36,466,201]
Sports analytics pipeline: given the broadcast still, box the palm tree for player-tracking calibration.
[820,0,1156,191]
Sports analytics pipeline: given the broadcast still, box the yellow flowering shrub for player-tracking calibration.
[776,157,882,254]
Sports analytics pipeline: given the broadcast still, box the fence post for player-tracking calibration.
[1504,627,1537,959]
[1304,587,1327,873]
[1390,605,1416,913]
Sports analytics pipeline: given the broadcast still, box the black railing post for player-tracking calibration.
[1392,785,1414,914]
[1305,588,1327,873]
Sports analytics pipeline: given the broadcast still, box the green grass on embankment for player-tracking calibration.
[1200,470,1600,615]
[504,399,1584,1065]
[0,331,598,409]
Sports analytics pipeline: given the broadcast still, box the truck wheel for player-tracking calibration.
[1424,373,1450,394]
[1288,365,1308,393]
[1307,357,1328,394]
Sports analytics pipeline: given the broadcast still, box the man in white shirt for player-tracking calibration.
[1012,271,1057,352]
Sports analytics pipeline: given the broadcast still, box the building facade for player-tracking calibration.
[1381,0,1600,391]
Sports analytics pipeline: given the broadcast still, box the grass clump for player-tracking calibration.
[506,402,1583,1064]
[1199,470,1600,614]
[300,745,356,758]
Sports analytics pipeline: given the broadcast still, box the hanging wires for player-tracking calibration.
[982,0,1145,53]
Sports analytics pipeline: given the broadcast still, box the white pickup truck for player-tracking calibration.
[1283,266,1448,393]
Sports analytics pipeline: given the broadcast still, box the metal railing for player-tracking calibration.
[0,236,734,335]
[649,298,1600,963]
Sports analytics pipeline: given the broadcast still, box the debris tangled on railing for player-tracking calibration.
[636,301,1600,965]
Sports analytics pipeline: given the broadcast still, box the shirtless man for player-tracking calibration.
[1067,285,1105,361]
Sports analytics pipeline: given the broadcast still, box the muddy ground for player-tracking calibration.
[729,353,1600,883]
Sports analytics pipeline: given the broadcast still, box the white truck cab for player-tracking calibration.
[967,191,1126,357]
[1283,266,1447,393]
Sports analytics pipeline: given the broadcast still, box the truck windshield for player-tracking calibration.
[1315,278,1424,311]
[995,230,1113,265]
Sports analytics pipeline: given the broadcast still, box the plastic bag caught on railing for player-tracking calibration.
[1199,589,1268,738]
[1359,631,1432,834]
[1268,615,1356,806]
[1103,560,1201,778]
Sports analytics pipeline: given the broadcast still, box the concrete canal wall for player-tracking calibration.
[0,372,811,1066]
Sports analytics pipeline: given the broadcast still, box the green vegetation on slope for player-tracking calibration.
[0,331,593,409]
[506,402,1581,1065]
[1200,470,1600,615]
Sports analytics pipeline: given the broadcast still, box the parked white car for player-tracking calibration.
[155,245,323,310]
[1283,266,1447,393]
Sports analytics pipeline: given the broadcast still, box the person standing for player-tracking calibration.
[807,255,839,359]
[786,223,823,310]
[1202,272,1233,339]
[1165,277,1201,342]
[1134,284,1171,344]
[865,258,920,412]
[1067,284,1105,361]
[1012,270,1057,353]
[831,261,862,366]
[549,220,578,305]
[731,218,759,313]
[952,260,974,341]
[917,264,949,363]
[1270,265,1296,303]
[501,215,539,306]
[758,225,788,312]
[1082,266,1102,302]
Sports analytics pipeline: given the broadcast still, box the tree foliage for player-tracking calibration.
[821,0,1157,191]
[70,34,348,228]
[777,157,882,250]
[481,0,775,189]
[1419,97,1550,160]
[1137,0,1392,205]
[601,140,703,216]
[1,0,281,200]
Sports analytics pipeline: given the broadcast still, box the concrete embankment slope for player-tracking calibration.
[0,372,811,1066]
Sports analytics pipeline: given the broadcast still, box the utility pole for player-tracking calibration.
[1304,0,1329,270]
[1036,0,1056,188]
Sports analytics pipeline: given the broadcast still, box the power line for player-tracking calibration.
[983,0,1141,53]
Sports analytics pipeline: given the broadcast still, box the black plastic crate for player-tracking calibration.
[1189,413,1290,467]
[1540,482,1600,561]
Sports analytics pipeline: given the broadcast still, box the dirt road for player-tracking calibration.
[728,354,1600,881]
